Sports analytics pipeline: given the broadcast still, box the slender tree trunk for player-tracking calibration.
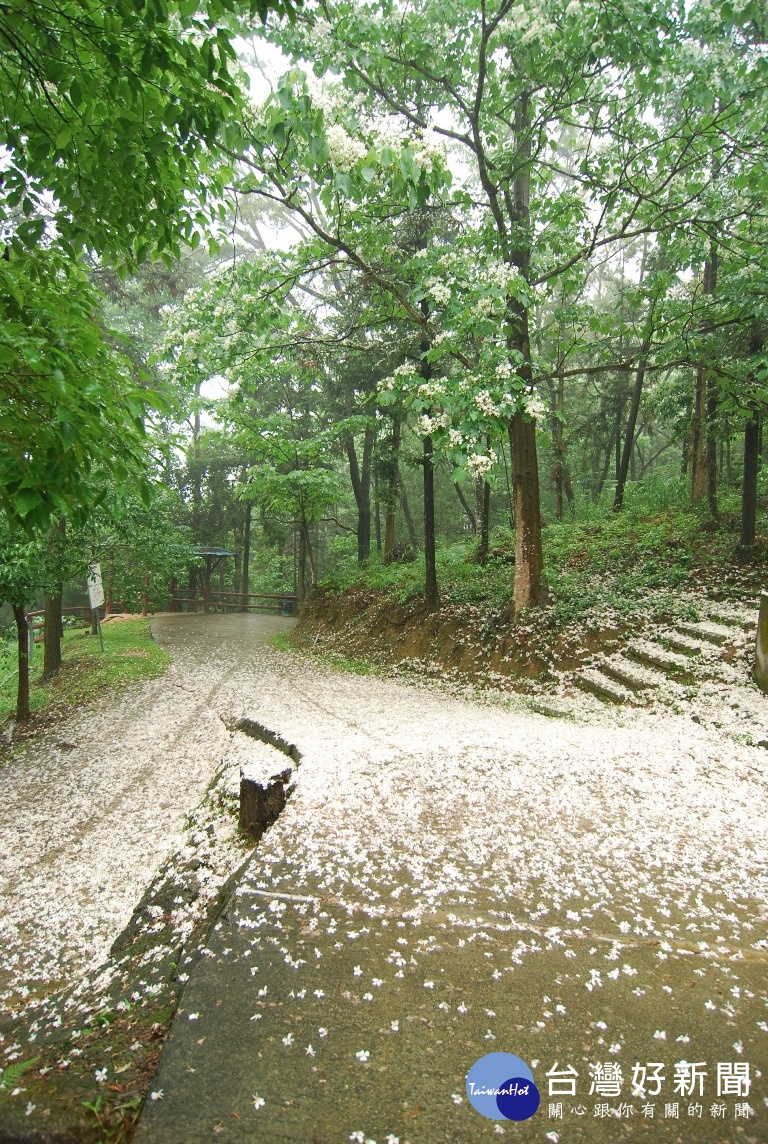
[422,433,439,610]
[547,373,572,519]
[43,591,62,678]
[474,472,490,562]
[614,351,651,512]
[741,412,760,548]
[346,425,374,563]
[506,91,546,611]
[454,481,476,532]
[399,477,419,551]
[13,603,30,723]
[691,248,718,511]
[42,516,66,679]
[301,512,317,584]
[741,329,764,547]
[297,525,306,605]
[374,465,382,554]
[241,501,251,608]
[383,413,402,561]
[418,295,439,609]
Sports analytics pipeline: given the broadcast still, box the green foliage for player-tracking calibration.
[0,249,165,532]
[0,0,296,263]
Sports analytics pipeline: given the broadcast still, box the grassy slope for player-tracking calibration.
[291,489,767,684]
[0,617,171,731]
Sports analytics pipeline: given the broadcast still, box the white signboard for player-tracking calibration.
[87,563,105,609]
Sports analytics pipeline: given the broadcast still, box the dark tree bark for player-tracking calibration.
[505,90,546,611]
[547,373,573,519]
[43,591,62,678]
[382,413,402,561]
[691,248,718,513]
[509,412,548,612]
[474,471,490,563]
[13,604,30,723]
[614,347,651,512]
[741,412,760,547]
[453,481,476,532]
[346,425,375,563]
[241,501,252,608]
[399,476,419,551]
[741,329,764,547]
[42,516,66,679]
[422,433,439,610]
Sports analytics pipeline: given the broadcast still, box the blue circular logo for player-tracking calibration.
[465,1052,539,1121]
[496,1075,541,1120]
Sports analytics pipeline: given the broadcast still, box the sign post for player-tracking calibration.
[87,563,105,652]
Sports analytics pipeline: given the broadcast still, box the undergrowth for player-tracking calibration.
[318,489,766,627]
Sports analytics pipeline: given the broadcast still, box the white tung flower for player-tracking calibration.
[426,278,451,307]
[355,1049,370,1062]
[325,124,367,173]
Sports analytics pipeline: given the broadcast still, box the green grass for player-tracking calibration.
[0,617,171,726]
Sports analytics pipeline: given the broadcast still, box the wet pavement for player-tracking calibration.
[130,614,768,1144]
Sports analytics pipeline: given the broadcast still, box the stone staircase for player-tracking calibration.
[570,604,756,707]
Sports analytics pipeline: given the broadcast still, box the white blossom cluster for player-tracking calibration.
[325,124,367,173]
[417,380,445,399]
[378,362,416,392]
[466,447,498,475]
[474,389,501,417]
[524,393,547,419]
[410,132,447,168]
[485,262,524,290]
[425,278,452,307]
[419,412,449,435]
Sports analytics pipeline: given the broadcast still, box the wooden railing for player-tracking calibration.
[172,589,298,616]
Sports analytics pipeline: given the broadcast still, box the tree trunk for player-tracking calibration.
[42,516,65,679]
[741,412,760,548]
[399,477,419,551]
[297,525,306,605]
[547,373,572,520]
[374,465,382,554]
[346,425,374,563]
[43,591,63,678]
[382,413,402,561]
[422,433,439,610]
[691,249,718,510]
[614,350,651,512]
[241,501,252,608]
[506,91,546,612]
[509,412,548,612]
[13,603,30,723]
[454,481,476,532]
[474,472,490,562]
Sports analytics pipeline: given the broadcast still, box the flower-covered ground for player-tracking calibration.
[2,611,768,1142]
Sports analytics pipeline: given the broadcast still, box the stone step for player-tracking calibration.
[660,631,702,656]
[572,668,636,705]
[598,656,659,692]
[708,610,756,633]
[625,641,692,676]
[675,621,733,646]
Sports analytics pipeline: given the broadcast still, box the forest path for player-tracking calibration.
[127,613,768,1144]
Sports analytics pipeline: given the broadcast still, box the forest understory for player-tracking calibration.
[293,504,767,695]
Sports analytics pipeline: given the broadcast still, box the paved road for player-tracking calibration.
[129,614,768,1143]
